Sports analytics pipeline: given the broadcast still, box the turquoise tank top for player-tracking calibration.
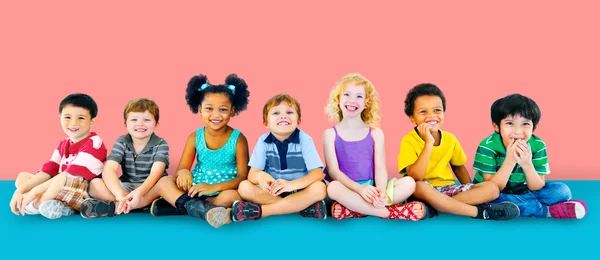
[191,128,240,191]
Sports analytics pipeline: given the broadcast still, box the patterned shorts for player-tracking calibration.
[56,174,90,211]
[426,181,473,197]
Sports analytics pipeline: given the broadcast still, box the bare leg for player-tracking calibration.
[155,176,185,206]
[15,172,34,189]
[413,181,478,217]
[328,181,389,218]
[260,182,326,218]
[206,190,241,208]
[88,178,116,201]
[451,181,500,205]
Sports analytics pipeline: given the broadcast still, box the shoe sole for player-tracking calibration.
[80,199,116,219]
[150,198,160,217]
[39,200,74,219]
[206,207,229,228]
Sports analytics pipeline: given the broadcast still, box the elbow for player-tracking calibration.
[528,182,545,191]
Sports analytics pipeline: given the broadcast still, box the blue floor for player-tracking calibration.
[1,180,598,259]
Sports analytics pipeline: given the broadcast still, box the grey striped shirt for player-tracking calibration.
[107,133,169,183]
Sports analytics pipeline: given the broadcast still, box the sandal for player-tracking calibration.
[385,201,427,221]
[331,202,367,220]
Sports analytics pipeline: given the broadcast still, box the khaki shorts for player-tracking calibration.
[56,174,90,211]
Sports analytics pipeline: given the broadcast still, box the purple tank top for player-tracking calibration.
[324,126,375,182]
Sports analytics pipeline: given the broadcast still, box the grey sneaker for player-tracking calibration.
[476,202,521,220]
[39,200,74,219]
[80,198,116,219]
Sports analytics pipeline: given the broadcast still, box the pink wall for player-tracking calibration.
[1,1,598,180]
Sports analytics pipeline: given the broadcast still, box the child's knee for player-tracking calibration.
[307,181,327,200]
[414,181,432,195]
[544,182,572,201]
[215,190,241,207]
[237,180,255,198]
[157,176,175,189]
[396,176,416,193]
[480,181,500,199]
[326,181,344,200]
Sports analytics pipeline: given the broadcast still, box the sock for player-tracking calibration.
[474,205,487,219]
[174,193,192,215]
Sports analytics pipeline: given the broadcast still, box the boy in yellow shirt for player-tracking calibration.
[398,83,519,220]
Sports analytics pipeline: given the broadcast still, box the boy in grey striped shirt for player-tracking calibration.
[80,98,169,218]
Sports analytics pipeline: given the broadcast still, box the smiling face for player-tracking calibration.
[125,110,157,140]
[339,82,366,120]
[60,105,94,143]
[200,93,234,131]
[265,101,300,140]
[409,95,445,131]
[494,114,534,148]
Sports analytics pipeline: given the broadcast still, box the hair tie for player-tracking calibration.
[199,83,210,91]
[227,85,236,94]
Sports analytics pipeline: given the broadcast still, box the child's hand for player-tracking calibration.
[359,185,380,204]
[19,192,37,216]
[417,123,435,144]
[505,139,519,164]
[372,189,387,209]
[9,191,23,216]
[257,172,276,193]
[123,189,143,212]
[188,184,219,198]
[270,179,295,196]
[176,171,193,191]
[514,140,533,166]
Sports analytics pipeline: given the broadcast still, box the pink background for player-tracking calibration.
[1,1,598,180]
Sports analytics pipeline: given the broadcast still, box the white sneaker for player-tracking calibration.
[23,199,40,215]
[39,200,74,219]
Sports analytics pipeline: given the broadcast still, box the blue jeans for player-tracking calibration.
[491,182,572,218]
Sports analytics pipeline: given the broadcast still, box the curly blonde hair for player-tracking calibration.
[325,73,380,127]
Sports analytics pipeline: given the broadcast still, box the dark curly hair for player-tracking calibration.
[491,93,541,130]
[404,83,446,116]
[185,74,250,115]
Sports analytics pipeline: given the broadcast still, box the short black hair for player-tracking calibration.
[491,93,541,130]
[185,74,250,115]
[404,83,446,116]
[59,93,98,118]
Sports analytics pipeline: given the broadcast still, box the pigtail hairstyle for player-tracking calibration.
[186,74,209,114]
[224,73,250,115]
[185,73,250,115]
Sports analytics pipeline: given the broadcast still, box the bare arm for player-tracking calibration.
[176,131,197,177]
[289,168,324,190]
[322,128,362,192]
[372,128,389,193]
[138,161,167,195]
[102,160,128,198]
[16,172,52,194]
[405,143,433,181]
[451,165,471,184]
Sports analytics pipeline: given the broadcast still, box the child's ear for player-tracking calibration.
[263,120,268,128]
[90,118,96,126]
[297,118,301,125]
[493,123,500,133]
[409,116,416,125]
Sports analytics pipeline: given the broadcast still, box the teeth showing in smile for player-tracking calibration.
[345,105,358,111]
[278,121,289,125]
[427,121,438,125]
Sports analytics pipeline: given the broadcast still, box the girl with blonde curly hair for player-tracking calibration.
[323,73,428,221]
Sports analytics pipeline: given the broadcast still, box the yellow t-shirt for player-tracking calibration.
[397,129,467,187]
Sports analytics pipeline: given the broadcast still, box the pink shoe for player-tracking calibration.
[548,200,586,219]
